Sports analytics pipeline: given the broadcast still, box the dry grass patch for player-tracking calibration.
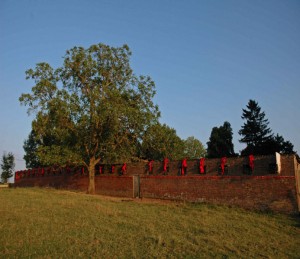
[0,187,299,258]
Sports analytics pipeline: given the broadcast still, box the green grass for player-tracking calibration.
[0,188,299,258]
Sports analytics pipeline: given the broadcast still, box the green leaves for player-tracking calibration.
[141,123,184,160]
[207,121,236,158]
[239,100,295,155]
[20,43,160,170]
[1,152,15,183]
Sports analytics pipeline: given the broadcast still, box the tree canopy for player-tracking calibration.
[239,99,295,155]
[206,121,236,158]
[20,43,160,193]
[141,123,184,160]
[183,136,206,159]
[1,152,15,183]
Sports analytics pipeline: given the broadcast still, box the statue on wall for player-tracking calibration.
[199,158,205,174]
[121,163,127,175]
[220,157,227,175]
[163,157,169,174]
[181,158,187,175]
[148,160,153,174]
[249,155,254,172]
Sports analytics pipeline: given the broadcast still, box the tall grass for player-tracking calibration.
[0,188,299,258]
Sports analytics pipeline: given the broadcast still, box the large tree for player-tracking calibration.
[1,152,15,183]
[183,136,206,159]
[141,123,184,160]
[206,121,236,158]
[20,43,160,193]
[239,100,295,155]
[239,100,273,155]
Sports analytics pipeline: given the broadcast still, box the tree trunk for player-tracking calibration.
[88,159,96,194]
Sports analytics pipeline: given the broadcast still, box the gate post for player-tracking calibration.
[133,175,140,198]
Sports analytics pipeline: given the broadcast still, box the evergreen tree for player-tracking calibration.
[239,100,273,155]
[207,121,236,158]
[1,152,15,183]
[239,100,295,155]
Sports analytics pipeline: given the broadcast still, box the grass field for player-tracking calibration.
[0,188,299,258]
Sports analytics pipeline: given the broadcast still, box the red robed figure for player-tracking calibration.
[199,158,205,174]
[148,160,153,173]
[249,155,254,171]
[121,163,127,174]
[181,158,187,175]
[15,171,20,181]
[99,166,103,174]
[163,158,169,172]
[220,157,227,175]
[111,165,115,174]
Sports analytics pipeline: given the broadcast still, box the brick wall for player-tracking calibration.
[14,155,299,214]
[121,155,291,176]
[280,155,295,176]
[94,176,133,197]
[140,175,298,214]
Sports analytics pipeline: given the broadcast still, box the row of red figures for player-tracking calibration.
[15,156,255,180]
[147,157,206,175]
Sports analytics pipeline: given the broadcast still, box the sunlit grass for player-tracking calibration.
[0,188,299,258]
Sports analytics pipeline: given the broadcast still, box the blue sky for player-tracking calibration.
[1,0,299,171]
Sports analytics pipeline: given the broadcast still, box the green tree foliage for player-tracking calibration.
[239,100,295,155]
[141,123,184,160]
[1,152,15,183]
[23,130,43,168]
[239,100,272,155]
[207,121,236,158]
[272,134,294,154]
[183,136,206,159]
[20,43,160,193]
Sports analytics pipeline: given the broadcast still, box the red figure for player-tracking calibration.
[220,157,227,175]
[163,158,169,173]
[249,155,254,171]
[121,163,127,174]
[15,171,20,181]
[99,166,103,174]
[181,158,187,175]
[81,167,85,175]
[148,160,153,173]
[111,165,115,174]
[199,158,205,174]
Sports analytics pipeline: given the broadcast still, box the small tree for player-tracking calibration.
[183,136,206,159]
[1,152,15,183]
[207,121,236,158]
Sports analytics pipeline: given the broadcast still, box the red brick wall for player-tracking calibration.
[94,176,133,197]
[280,155,295,176]
[113,155,289,176]
[140,175,298,214]
[14,155,299,214]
